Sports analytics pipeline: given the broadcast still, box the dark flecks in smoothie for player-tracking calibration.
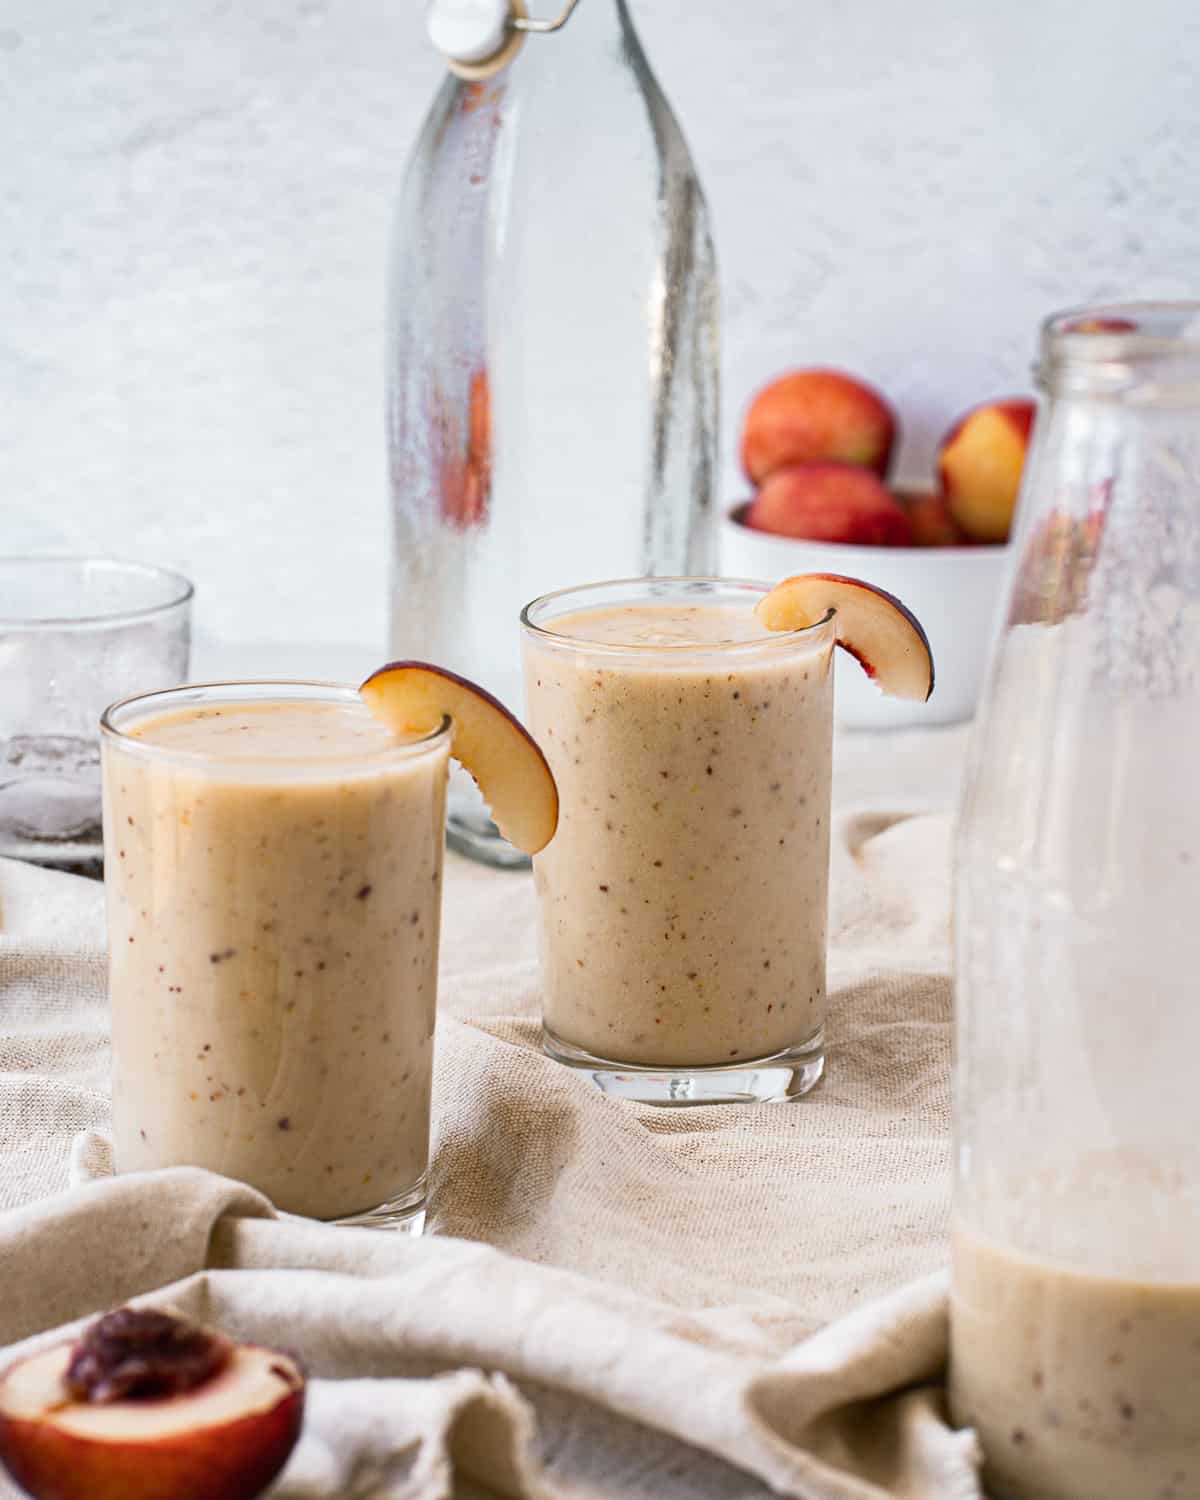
[277,1116,291,1131]
[599,884,609,892]
[209,948,235,964]
[356,884,373,901]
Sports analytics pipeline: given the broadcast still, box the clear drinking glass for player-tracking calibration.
[388,0,719,869]
[522,577,835,1104]
[951,304,1200,1499]
[0,557,193,868]
[101,681,451,1232]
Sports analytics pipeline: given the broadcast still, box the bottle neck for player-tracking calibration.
[1038,302,1200,405]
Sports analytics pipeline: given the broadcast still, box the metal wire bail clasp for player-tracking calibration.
[512,0,582,32]
[428,0,582,81]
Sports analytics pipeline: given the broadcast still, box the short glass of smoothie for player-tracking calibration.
[100,680,451,1231]
[521,577,836,1104]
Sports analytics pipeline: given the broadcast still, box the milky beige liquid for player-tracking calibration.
[102,697,448,1220]
[523,601,834,1067]
[951,1226,1200,1500]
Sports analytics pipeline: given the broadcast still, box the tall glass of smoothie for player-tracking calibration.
[520,577,835,1104]
[101,681,452,1229]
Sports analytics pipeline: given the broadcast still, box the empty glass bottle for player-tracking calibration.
[387,0,719,865]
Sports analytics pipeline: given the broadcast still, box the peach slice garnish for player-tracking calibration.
[0,1310,304,1500]
[360,662,558,855]
[756,573,934,702]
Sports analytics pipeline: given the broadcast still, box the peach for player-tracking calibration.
[756,573,933,702]
[1009,493,1110,627]
[467,366,491,494]
[898,489,966,548]
[0,1308,304,1500]
[438,366,491,529]
[937,398,1037,544]
[360,662,558,855]
[741,369,896,482]
[1063,316,1138,334]
[743,462,913,547]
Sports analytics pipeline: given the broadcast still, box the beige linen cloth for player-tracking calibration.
[0,728,982,1500]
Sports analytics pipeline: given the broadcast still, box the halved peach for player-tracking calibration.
[756,573,934,701]
[361,662,558,855]
[0,1312,304,1500]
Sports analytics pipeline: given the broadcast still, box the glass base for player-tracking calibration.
[446,803,530,870]
[319,1174,427,1233]
[542,1026,825,1105]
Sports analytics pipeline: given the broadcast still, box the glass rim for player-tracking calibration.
[100,679,453,772]
[520,575,836,657]
[1040,300,1200,366]
[0,555,195,629]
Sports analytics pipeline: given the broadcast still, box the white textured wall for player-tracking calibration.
[4,0,1198,663]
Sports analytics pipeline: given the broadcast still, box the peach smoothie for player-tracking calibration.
[521,581,836,1086]
[101,684,450,1223]
[951,1227,1200,1500]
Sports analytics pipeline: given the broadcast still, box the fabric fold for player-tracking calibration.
[0,1169,979,1499]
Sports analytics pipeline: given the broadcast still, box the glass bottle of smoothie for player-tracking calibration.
[951,305,1200,1500]
[387,0,719,868]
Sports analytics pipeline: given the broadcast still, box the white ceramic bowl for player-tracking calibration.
[721,504,1012,730]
